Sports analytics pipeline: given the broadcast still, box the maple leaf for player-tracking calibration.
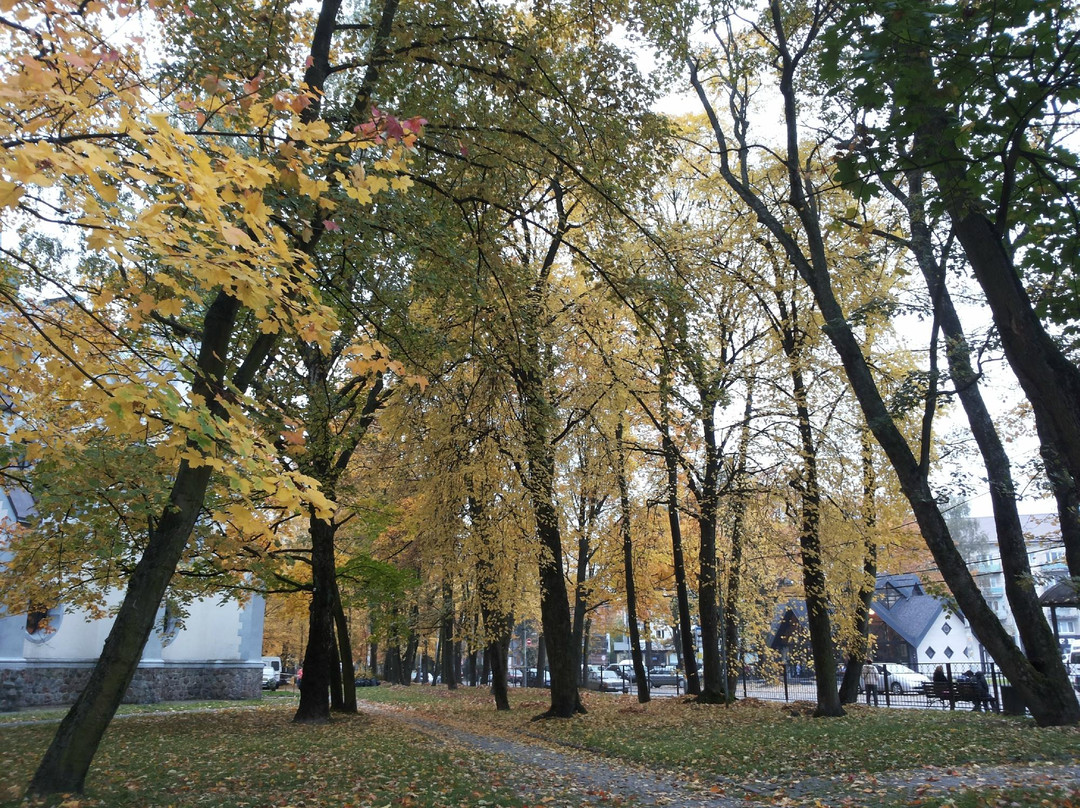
[0,180,24,208]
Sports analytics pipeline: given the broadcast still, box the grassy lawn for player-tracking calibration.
[1,692,544,808]
[356,685,1080,806]
[1,686,1078,807]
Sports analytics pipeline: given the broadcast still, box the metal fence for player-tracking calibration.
[732,661,1016,713]
[508,661,1030,714]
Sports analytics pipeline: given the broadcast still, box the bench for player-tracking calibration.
[920,681,997,711]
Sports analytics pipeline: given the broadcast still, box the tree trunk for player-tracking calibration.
[403,611,419,684]
[571,507,592,684]
[581,617,592,685]
[902,87,1080,580]
[1036,421,1080,577]
[535,634,548,688]
[660,353,700,695]
[535,491,584,716]
[441,578,458,690]
[333,592,356,712]
[841,430,878,705]
[28,292,241,796]
[28,466,216,795]
[694,405,725,703]
[329,630,344,711]
[615,418,650,703]
[792,378,843,716]
[485,613,513,710]
[295,516,336,723]
[903,164,1074,717]
[690,17,1078,723]
[383,642,399,684]
[512,186,581,718]
[724,388,755,700]
[471,494,512,708]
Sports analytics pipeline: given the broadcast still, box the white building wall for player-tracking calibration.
[1,486,266,708]
[916,612,976,668]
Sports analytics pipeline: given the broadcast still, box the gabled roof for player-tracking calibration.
[767,599,808,650]
[873,574,946,648]
[876,573,923,599]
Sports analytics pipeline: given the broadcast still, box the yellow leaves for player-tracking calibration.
[0,0,428,596]
[155,296,186,318]
[0,180,23,208]
[221,224,249,247]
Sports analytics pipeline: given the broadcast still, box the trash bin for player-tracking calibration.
[1000,685,1026,716]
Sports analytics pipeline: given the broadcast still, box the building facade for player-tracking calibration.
[0,488,265,710]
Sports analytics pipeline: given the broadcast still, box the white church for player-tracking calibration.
[0,484,266,710]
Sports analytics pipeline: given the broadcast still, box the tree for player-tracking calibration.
[823,2,1080,583]
[681,0,1078,725]
[1,0,417,791]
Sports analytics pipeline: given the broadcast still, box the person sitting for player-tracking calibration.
[933,665,947,684]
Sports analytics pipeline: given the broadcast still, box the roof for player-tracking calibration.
[2,485,36,524]
[876,573,923,599]
[873,574,946,648]
[767,599,808,650]
[1039,579,1080,607]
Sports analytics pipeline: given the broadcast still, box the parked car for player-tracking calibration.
[261,656,281,690]
[609,662,641,682]
[525,668,550,687]
[586,668,625,692]
[648,666,684,688]
[877,662,931,694]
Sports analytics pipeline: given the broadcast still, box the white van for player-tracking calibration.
[262,656,282,690]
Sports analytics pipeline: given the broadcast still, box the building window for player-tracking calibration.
[925,646,936,659]
[25,603,62,642]
[944,646,954,659]
[942,622,952,635]
[158,600,180,647]
[880,585,901,609]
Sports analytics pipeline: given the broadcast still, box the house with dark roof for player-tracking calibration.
[870,574,975,667]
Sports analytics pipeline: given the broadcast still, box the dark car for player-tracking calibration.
[586,669,625,692]
[648,666,684,688]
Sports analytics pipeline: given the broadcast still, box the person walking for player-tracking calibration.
[861,661,880,706]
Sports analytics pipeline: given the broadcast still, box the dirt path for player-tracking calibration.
[362,701,753,807]
[361,700,1080,807]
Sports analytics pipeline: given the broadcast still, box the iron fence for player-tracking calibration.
[505,661,1033,714]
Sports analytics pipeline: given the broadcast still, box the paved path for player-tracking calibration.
[361,700,1080,807]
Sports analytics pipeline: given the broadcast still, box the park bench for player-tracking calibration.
[920,681,997,711]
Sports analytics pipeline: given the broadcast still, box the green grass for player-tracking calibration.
[359,686,1080,779]
[0,702,543,808]
[2,686,1079,807]
[0,695,292,726]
